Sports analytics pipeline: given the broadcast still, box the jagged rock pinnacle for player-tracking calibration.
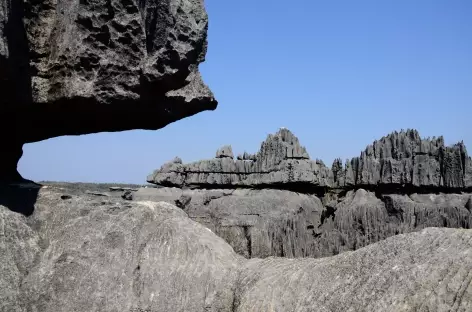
[147,128,472,191]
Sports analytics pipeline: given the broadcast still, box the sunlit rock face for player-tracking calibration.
[146,128,472,259]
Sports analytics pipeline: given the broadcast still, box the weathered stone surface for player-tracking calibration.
[0,206,40,312]
[344,130,470,189]
[235,228,472,312]
[216,145,234,159]
[148,128,472,191]
[21,188,240,312]
[2,185,472,311]
[147,128,332,188]
[131,186,472,259]
[1,0,217,181]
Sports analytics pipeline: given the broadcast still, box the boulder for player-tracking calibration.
[0,0,217,181]
[21,188,240,312]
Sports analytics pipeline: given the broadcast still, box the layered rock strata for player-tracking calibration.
[148,128,472,190]
[0,0,216,180]
[145,129,472,259]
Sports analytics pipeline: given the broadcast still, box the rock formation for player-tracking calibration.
[148,128,472,190]
[1,185,471,311]
[0,0,216,181]
[145,129,472,258]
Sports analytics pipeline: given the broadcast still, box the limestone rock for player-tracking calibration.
[21,189,240,312]
[148,128,472,191]
[2,185,472,311]
[0,206,40,312]
[235,228,472,312]
[0,0,217,181]
[131,186,472,259]
[147,128,332,188]
[216,145,234,159]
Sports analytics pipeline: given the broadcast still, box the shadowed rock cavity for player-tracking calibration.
[145,129,472,259]
[0,0,217,181]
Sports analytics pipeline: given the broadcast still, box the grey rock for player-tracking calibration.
[109,187,138,192]
[175,194,192,209]
[216,145,234,159]
[148,128,472,191]
[85,190,110,197]
[121,190,133,200]
[466,196,472,212]
[20,188,240,312]
[0,206,40,312]
[1,0,217,181]
[131,186,472,259]
[2,187,472,311]
[147,128,332,188]
[235,228,472,312]
[344,130,469,188]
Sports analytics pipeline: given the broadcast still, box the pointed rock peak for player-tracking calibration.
[275,127,300,143]
[172,157,183,164]
[261,128,310,160]
[216,145,234,159]
[237,152,256,161]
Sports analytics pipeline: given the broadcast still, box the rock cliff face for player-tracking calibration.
[0,0,216,181]
[146,129,472,258]
[1,185,472,311]
[148,128,472,190]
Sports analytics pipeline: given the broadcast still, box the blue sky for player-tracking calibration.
[20,0,472,183]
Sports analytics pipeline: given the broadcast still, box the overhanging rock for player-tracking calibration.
[0,0,217,181]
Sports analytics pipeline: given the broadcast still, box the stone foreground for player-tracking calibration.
[0,0,216,180]
[1,185,472,312]
[147,128,472,190]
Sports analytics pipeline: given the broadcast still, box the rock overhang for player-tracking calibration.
[0,0,217,180]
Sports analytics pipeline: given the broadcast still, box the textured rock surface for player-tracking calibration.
[0,206,40,312]
[145,128,472,259]
[20,187,241,312]
[1,184,472,311]
[132,186,472,258]
[148,128,472,190]
[235,228,472,312]
[216,145,234,159]
[147,128,332,188]
[133,187,325,258]
[0,0,216,180]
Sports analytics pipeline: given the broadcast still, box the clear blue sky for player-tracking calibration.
[20,0,472,184]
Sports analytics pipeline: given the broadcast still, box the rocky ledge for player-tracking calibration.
[148,128,472,191]
[0,0,216,181]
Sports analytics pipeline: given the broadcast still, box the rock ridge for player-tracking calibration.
[147,128,472,192]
